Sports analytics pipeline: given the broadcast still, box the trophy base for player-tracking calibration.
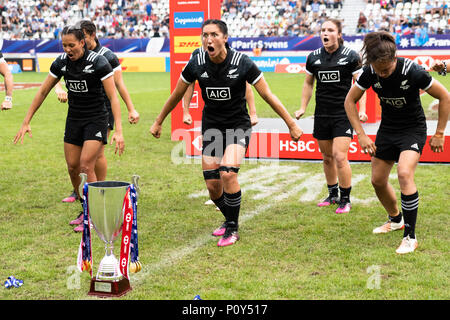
[88,277,132,298]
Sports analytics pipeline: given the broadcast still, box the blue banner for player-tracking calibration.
[0,35,448,54]
[252,56,306,72]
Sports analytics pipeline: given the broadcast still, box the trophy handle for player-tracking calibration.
[132,175,140,198]
[79,173,88,199]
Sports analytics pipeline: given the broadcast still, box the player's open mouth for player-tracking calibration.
[323,37,329,43]
[207,46,215,53]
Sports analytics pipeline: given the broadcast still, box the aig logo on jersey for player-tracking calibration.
[67,80,88,93]
[318,70,340,82]
[206,87,231,101]
[380,97,406,108]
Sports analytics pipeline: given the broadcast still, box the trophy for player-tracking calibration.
[77,174,141,298]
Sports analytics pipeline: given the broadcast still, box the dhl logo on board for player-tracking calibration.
[174,36,201,53]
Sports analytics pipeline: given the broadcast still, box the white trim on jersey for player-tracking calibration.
[113,65,122,72]
[197,51,206,65]
[180,73,192,85]
[305,69,313,76]
[0,57,6,64]
[341,47,351,56]
[231,51,243,65]
[251,72,263,85]
[313,48,322,55]
[49,70,59,78]
[423,78,434,91]
[86,51,99,62]
[100,71,114,81]
[402,58,413,75]
[97,47,109,56]
[355,82,368,91]
[189,46,204,60]
[352,68,363,75]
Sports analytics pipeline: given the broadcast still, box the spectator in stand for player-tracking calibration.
[311,0,321,19]
[357,11,368,33]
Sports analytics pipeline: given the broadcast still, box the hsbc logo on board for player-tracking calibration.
[412,56,434,70]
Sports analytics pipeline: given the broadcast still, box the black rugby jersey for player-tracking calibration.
[306,45,362,117]
[356,57,433,132]
[49,49,114,120]
[93,44,121,108]
[181,46,262,129]
[189,46,205,59]
[0,51,5,63]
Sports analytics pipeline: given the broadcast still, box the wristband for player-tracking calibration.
[4,96,12,102]
[438,61,447,76]
[434,132,444,138]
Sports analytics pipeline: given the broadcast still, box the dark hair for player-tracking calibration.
[361,31,397,65]
[322,19,344,45]
[61,21,84,42]
[201,19,228,36]
[79,19,100,46]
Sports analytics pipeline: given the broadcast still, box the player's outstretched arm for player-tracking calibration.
[151,77,190,138]
[182,82,195,125]
[103,75,125,155]
[426,79,450,153]
[245,82,258,126]
[14,74,59,144]
[54,81,68,103]
[431,59,448,75]
[114,69,139,124]
[294,73,314,119]
[344,85,376,156]
[0,60,13,110]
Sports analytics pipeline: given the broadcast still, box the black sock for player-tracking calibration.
[223,190,241,230]
[212,192,228,221]
[339,186,352,203]
[328,183,339,198]
[389,211,403,224]
[401,191,419,239]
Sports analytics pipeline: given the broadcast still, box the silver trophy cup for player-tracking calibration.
[79,174,140,284]
[87,180,130,281]
[79,174,140,297]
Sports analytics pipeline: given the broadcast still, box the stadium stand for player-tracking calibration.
[0,0,447,39]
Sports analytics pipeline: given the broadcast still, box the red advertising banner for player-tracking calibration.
[399,54,450,71]
[182,120,450,163]
[170,0,221,140]
[183,130,450,163]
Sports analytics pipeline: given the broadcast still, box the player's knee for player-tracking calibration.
[333,152,348,168]
[397,168,413,186]
[371,175,388,189]
[79,161,95,175]
[66,162,79,176]
[219,166,239,186]
[323,155,334,167]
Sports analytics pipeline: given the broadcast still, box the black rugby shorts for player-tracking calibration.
[64,116,108,147]
[313,116,353,140]
[374,129,427,162]
[201,126,252,158]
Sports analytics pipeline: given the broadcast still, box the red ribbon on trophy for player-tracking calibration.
[119,187,133,279]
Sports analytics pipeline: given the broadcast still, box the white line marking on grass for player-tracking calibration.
[132,165,310,286]
[133,165,382,286]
